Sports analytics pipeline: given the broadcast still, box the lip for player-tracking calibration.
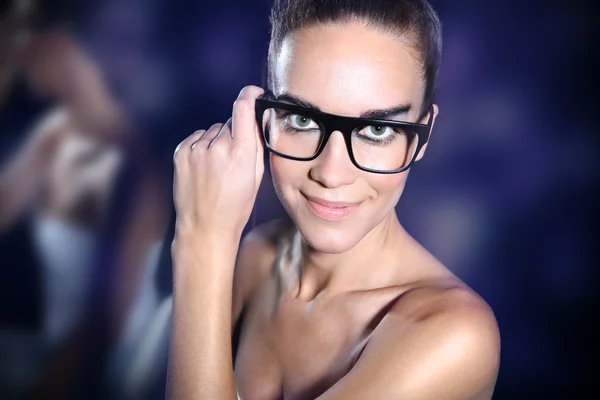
[302,194,363,222]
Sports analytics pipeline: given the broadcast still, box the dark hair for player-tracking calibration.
[267,0,443,115]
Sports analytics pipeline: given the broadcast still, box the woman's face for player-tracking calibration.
[269,21,438,254]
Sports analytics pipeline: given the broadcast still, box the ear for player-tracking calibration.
[414,103,439,162]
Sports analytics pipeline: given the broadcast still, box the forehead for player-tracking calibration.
[272,21,425,118]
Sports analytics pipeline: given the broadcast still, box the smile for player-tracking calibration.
[302,194,363,222]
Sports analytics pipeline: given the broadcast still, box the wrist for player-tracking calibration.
[171,230,240,276]
[172,226,241,254]
[173,220,242,247]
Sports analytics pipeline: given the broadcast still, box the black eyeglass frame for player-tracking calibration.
[254,94,434,174]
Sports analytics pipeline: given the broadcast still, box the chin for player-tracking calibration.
[299,223,358,254]
[290,207,367,254]
[274,184,375,254]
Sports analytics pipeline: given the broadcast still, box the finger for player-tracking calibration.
[174,129,206,158]
[208,117,232,149]
[231,85,264,147]
[195,123,224,149]
[184,129,207,147]
[190,132,208,149]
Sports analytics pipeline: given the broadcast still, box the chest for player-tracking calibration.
[234,291,379,400]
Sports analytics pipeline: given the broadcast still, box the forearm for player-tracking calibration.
[166,232,240,400]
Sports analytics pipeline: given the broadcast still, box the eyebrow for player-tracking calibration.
[276,92,412,120]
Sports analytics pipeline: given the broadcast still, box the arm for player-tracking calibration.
[166,85,265,400]
[316,288,501,400]
[0,110,63,233]
[167,233,240,400]
[168,226,269,400]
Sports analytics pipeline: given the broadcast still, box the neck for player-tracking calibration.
[296,211,409,301]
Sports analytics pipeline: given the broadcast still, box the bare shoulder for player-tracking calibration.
[389,236,500,373]
[318,275,500,399]
[232,218,294,322]
[352,279,501,399]
[392,279,499,336]
[397,280,500,362]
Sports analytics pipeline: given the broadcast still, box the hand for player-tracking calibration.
[172,85,265,242]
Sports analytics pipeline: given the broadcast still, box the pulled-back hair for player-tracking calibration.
[267,0,443,114]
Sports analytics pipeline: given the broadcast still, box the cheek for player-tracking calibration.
[270,155,306,203]
[369,172,410,208]
[269,155,289,188]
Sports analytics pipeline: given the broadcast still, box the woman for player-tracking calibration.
[167,0,501,399]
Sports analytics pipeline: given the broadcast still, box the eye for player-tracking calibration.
[362,125,394,139]
[354,124,404,146]
[288,114,317,129]
[368,126,389,136]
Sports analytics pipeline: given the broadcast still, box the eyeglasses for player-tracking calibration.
[255,92,434,174]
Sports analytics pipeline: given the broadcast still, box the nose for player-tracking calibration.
[309,131,357,188]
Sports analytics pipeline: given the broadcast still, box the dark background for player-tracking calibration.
[1,0,598,398]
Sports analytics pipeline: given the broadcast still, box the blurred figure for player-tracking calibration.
[0,21,128,341]
[3,1,176,399]
[0,1,137,397]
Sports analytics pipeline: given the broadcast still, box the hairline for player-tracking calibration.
[267,18,429,114]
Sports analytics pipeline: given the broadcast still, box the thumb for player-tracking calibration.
[231,85,264,147]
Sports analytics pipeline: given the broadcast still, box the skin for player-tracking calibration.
[168,21,500,400]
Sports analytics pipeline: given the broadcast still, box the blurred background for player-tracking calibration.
[0,0,597,399]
